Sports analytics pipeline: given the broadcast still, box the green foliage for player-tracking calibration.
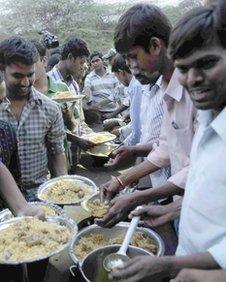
[0,0,204,54]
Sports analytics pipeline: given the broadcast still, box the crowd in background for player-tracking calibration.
[0,0,226,281]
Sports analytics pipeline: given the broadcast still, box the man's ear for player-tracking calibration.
[148,37,162,55]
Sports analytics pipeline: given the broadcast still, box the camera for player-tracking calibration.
[38,30,59,49]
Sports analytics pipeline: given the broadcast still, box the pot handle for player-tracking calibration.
[70,264,79,277]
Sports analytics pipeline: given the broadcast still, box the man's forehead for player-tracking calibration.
[174,46,223,66]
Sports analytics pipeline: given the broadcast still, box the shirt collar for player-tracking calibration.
[164,69,183,102]
[211,107,226,143]
[198,107,226,144]
[1,87,42,107]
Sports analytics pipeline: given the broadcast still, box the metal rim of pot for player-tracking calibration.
[69,244,153,282]
[68,222,165,268]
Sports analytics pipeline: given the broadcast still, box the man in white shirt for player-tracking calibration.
[111,2,226,281]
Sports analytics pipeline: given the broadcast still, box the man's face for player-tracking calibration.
[90,56,103,71]
[70,55,87,76]
[175,46,226,111]
[4,62,35,98]
[124,46,159,84]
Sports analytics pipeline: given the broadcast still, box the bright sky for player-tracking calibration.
[95,0,180,6]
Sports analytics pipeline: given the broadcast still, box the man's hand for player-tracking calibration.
[171,269,226,282]
[109,255,170,282]
[129,201,181,228]
[100,176,122,202]
[96,192,140,228]
[17,204,45,220]
[105,146,135,169]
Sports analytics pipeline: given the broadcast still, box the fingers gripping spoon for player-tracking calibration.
[103,206,141,272]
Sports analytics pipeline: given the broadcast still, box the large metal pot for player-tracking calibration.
[70,244,152,282]
[69,222,165,266]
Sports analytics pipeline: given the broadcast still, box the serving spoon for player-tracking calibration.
[103,206,141,272]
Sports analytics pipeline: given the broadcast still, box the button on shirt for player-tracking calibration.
[176,108,226,268]
[84,69,119,112]
[0,88,65,188]
[147,70,197,189]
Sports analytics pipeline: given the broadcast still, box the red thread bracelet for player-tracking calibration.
[114,176,125,189]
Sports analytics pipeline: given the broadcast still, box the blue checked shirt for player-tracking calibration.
[0,87,65,188]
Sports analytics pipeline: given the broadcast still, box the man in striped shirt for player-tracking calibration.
[84,51,121,114]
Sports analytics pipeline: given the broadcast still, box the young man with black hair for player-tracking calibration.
[97,4,195,230]
[110,1,226,281]
[84,51,121,114]
[0,36,67,201]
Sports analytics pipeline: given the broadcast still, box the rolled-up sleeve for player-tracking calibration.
[46,106,65,155]
[167,166,189,189]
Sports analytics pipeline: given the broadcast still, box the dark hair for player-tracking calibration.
[114,3,172,54]
[90,51,103,61]
[0,37,39,66]
[169,1,226,60]
[30,40,46,58]
[61,37,90,60]
[111,54,131,74]
[50,48,61,56]
[0,71,3,83]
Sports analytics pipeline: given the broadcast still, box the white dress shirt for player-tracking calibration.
[177,108,226,268]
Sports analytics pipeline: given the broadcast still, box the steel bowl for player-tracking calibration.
[70,244,152,282]
[0,202,66,223]
[69,222,165,266]
[37,175,98,205]
[0,216,77,265]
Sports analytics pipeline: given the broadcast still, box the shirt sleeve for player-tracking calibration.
[147,112,171,168]
[46,105,66,155]
[167,165,189,189]
[208,241,226,268]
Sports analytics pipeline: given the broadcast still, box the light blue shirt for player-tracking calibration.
[177,108,226,268]
[123,77,143,146]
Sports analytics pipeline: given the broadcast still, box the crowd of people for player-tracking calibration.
[0,0,226,281]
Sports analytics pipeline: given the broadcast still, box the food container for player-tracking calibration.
[69,222,165,267]
[37,175,98,205]
[0,202,66,223]
[0,216,77,265]
[70,245,152,282]
[86,142,118,158]
[80,132,116,145]
[81,193,108,218]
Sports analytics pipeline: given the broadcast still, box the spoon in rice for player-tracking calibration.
[103,206,142,272]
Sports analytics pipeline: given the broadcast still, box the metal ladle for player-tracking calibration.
[103,207,141,272]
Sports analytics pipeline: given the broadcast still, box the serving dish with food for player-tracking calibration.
[37,175,97,205]
[69,222,164,265]
[81,193,108,218]
[86,142,117,158]
[52,91,85,103]
[0,202,65,223]
[0,216,76,264]
[80,132,116,145]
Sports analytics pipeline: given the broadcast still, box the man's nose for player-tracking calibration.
[21,76,30,87]
[187,68,204,87]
